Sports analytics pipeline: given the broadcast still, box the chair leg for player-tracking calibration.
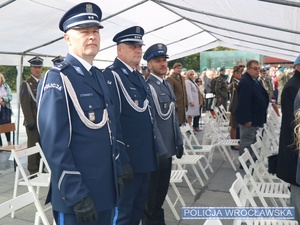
[11,166,20,218]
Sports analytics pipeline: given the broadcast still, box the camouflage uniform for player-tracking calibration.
[214,75,228,110]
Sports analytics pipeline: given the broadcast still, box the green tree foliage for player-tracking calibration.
[0,66,49,92]
[169,53,200,72]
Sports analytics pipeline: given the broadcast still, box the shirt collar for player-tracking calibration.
[70,53,93,71]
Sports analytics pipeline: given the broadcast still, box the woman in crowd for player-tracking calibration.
[0,73,13,147]
[185,70,202,131]
[193,77,204,131]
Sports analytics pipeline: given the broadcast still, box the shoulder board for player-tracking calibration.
[51,61,69,71]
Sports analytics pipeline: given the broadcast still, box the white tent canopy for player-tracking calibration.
[1,0,300,68]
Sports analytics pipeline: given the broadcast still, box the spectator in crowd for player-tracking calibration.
[277,68,288,105]
[20,56,43,175]
[142,43,183,225]
[185,70,202,131]
[167,62,188,125]
[36,3,121,225]
[228,66,242,149]
[52,55,64,65]
[258,68,274,101]
[141,66,150,79]
[278,55,300,223]
[194,77,204,130]
[102,26,167,225]
[272,68,279,103]
[236,60,269,159]
[215,66,229,110]
[0,73,13,147]
[204,69,215,112]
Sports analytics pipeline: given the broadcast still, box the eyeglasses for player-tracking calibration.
[239,65,245,68]
[250,67,260,71]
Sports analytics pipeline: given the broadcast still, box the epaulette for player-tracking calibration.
[103,64,115,73]
[51,61,69,71]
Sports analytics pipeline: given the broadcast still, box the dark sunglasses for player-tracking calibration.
[239,65,245,68]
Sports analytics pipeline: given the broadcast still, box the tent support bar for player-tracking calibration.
[157,0,300,35]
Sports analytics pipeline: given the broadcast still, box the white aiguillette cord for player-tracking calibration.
[148,84,175,120]
[60,72,108,130]
[112,70,149,113]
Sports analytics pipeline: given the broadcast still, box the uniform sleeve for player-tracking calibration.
[20,81,35,125]
[102,69,130,166]
[37,73,89,207]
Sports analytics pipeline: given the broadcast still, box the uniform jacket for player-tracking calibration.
[215,75,229,100]
[102,58,167,173]
[20,75,40,147]
[146,74,183,158]
[36,54,120,213]
[166,73,187,125]
[185,79,201,116]
[236,72,269,127]
[228,78,239,113]
[258,76,274,101]
[20,76,39,126]
[277,71,300,185]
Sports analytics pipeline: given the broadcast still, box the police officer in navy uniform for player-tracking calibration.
[52,55,65,66]
[20,56,43,175]
[142,43,184,225]
[102,26,168,225]
[37,2,123,225]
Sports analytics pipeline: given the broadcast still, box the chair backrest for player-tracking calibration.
[229,172,257,207]
[0,123,15,133]
[11,143,51,182]
[0,192,36,219]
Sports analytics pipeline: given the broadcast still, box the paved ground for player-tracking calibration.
[0,94,243,225]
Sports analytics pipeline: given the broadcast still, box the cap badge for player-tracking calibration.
[136,26,140,33]
[86,4,93,13]
[158,43,163,49]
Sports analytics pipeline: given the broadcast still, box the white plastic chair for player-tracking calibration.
[10,143,53,224]
[165,170,187,220]
[229,172,297,225]
[180,123,214,177]
[238,149,290,207]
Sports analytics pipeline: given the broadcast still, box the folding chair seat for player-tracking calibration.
[10,143,52,223]
[172,154,206,192]
[238,149,290,207]
[165,170,187,220]
[180,124,214,176]
[206,120,238,170]
[229,173,297,225]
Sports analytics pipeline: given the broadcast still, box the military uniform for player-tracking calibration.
[20,57,42,174]
[166,72,187,125]
[214,74,229,109]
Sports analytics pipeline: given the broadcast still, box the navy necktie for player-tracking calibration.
[90,66,97,80]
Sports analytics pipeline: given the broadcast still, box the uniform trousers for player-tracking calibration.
[238,125,258,158]
[142,158,172,225]
[117,172,151,225]
[26,127,41,174]
[53,209,113,225]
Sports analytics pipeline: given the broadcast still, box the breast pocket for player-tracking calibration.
[78,94,106,123]
[128,88,144,107]
[158,94,171,112]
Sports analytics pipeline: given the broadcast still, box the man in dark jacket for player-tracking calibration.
[277,55,300,222]
[236,60,269,158]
